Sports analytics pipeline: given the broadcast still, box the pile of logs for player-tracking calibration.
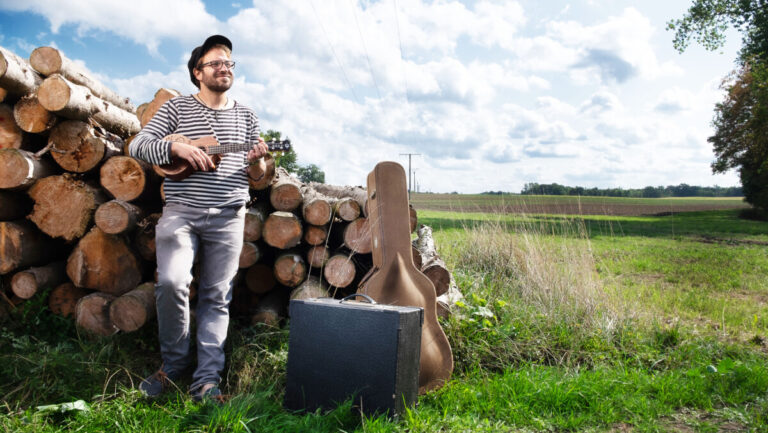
[0,45,457,337]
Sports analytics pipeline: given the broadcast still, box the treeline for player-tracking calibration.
[501,183,743,198]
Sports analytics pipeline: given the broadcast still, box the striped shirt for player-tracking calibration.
[129,95,259,208]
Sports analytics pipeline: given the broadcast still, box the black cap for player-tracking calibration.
[187,35,233,88]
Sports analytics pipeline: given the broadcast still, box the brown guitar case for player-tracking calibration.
[358,161,453,393]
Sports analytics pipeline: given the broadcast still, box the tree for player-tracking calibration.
[260,129,326,183]
[669,0,768,212]
[710,62,768,209]
[297,164,325,183]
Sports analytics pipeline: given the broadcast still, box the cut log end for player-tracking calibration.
[37,74,71,112]
[95,200,141,235]
[75,292,118,337]
[0,103,22,149]
[49,282,89,317]
[263,211,302,249]
[109,282,156,332]
[13,94,57,133]
[29,46,63,76]
[273,253,307,288]
[323,254,356,288]
[28,175,105,241]
[245,263,276,294]
[10,272,37,299]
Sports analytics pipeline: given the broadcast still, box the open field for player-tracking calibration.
[2,204,768,432]
[409,193,751,216]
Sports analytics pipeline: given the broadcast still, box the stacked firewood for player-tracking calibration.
[0,45,457,337]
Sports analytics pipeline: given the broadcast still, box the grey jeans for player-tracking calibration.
[154,201,245,390]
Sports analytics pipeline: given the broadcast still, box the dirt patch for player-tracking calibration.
[415,203,750,217]
[697,235,768,246]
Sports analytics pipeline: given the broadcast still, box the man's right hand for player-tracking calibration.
[171,141,215,171]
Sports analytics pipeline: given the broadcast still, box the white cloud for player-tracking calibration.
[0,1,742,192]
[0,0,219,55]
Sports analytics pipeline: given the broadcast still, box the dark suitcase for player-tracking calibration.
[284,295,423,416]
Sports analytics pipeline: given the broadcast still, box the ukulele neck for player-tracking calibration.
[206,143,252,155]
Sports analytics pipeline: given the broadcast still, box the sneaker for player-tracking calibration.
[191,383,226,404]
[139,368,179,398]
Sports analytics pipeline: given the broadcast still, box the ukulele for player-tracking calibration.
[357,161,454,394]
[155,134,291,181]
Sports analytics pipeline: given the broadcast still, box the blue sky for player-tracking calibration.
[0,0,744,193]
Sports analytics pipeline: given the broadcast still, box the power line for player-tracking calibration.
[399,152,420,200]
[351,0,382,100]
[392,0,410,105]
[310,0,361,105]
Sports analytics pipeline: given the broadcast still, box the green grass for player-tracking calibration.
[3,206,768,432]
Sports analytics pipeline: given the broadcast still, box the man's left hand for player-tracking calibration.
[247,137,268,162]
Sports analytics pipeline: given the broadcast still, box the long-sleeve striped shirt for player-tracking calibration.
[129,95,259,208]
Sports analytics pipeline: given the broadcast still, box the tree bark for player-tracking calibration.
[412,244,423,270]
[243,201,269,242]
[0,190,31,220]
[94,199,143,235]
[139,88,180,127]
[300,185,332,226]
[306,244,330,269]
[239,241,262,269]
[109,281,155,332]
[30,46,136,113]
[48,281,88,317]
[0,148,57,190]
[413,225,450,296]
[37,74,140,137]
[66,227,142,296]
[303,224,328,246]
[309,182,368,216]
[100,155,160,202]
[0,46,43,96]
[48,120,123,173]
[269,167,303,212]
[10,260,66,299]
[13,94,57,133]
[28,174,107,241]
[273,250,307,288]
[0,220,56,275]
[262,211,302,249]
[245,263,276,294]
[75,291,118,337]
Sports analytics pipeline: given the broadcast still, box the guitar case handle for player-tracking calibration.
[340,293,377,304]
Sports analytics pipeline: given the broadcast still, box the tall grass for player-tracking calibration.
[449,213,614,326]
[436,212,628,372]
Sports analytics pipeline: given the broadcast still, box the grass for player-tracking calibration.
[2,202,768,432]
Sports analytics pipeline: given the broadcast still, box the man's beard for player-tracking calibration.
[201,72,232,92]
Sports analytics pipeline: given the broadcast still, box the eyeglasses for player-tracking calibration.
[198,60,236,70]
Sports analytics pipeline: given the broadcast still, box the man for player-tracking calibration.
[129,35,268,402]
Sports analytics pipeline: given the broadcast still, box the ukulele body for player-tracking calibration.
[157,134,222,181]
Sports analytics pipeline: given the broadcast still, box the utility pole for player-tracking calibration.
[412,169,418,194]
[399,153,421,200]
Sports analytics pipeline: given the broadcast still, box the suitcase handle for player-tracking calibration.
[340,293,377,304]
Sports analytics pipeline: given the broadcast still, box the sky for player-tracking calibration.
[0,0,746,193]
